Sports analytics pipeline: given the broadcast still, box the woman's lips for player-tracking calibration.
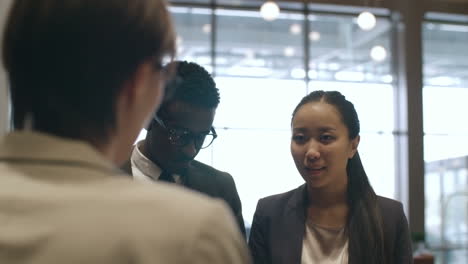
[305,166,326,176]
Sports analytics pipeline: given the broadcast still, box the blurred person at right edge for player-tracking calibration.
[0,0,250,263]
[248,90,412,264]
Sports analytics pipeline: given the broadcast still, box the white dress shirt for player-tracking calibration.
[130,140,183,184]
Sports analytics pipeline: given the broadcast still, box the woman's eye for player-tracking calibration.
[292,134,305,142]
[320,135,334,142]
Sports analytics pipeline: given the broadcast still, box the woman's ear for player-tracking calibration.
[348,135,360,159]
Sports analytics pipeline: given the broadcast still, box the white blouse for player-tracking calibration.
[301,219,348,264]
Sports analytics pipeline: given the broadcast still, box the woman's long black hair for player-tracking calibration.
[292,90,386,264]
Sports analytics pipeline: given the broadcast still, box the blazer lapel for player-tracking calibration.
[182,165,207,193]
[183,166,221,198]
[279,184,307,264]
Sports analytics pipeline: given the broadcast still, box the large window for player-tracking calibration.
[306,12,395,199]
[166,2,398,227]
[207,8,307,226]
[423,16,468,264]
[171,6,213,71]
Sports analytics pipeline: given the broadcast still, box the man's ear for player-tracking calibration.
[349,135,360,159]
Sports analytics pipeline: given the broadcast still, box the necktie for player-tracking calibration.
[159,170,174,183]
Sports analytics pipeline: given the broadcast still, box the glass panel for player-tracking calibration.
[423,18,468,262]
[431,249,468,264]
[196,128,302,226]
[215,8,304,79]
[198,8,308,225]
[423,22,468,90]
[215,0,303,10]
[435,249,468,264]
[170,6,212,71]
[308,14,393,86]
[446,249,468,264]
[424,87,468,134]
[358,132,395,199]
[214,77,306,129]
[169,0,211,5]
[425,170,442,245]
[308,4,389,16]
[445,192,468,245]
[215,0,264,8]
[308,81,394,133]
[425,134,468,162]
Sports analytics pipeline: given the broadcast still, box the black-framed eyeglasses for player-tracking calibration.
[154,116,218,149]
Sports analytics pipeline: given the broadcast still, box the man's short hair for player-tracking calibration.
[158,61,220,116]
[3,0,175,142]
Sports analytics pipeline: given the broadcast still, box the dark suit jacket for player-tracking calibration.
[122,158,246,237]
[248,184,412,264]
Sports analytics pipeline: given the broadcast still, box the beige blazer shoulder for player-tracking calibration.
[0,132,250,264]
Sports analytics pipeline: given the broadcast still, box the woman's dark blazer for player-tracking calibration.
[248,184,413,264]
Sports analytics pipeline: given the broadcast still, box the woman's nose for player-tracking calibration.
[305,142,320,162]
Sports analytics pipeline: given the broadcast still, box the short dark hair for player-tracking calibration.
[3,0,175,143]
[158,61,220,115]
[292,90,387,264]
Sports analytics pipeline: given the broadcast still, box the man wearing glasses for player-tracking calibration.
[123,61,246,236]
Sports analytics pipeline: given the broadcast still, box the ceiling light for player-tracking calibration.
[284,47,295,57]
[202,24,211,34]
[357,11,376,31]
[370,45,387,62]
[382,75,393,83]
[309,31,321,42]
[308,70,318,79]
[318,63,327,70]
[260,1,280,21]
[291,68,306,79]
[290,23,302,35]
